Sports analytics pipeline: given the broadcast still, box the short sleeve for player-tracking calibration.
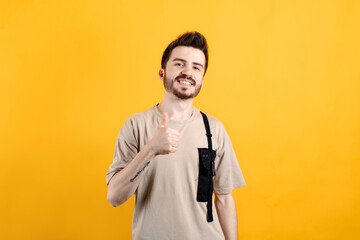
[106,117,139,185]
[213,122,246,194]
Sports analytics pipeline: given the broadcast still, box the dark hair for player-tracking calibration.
[161,31,209,74]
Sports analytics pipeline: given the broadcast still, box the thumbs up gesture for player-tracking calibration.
[149,112,180,155]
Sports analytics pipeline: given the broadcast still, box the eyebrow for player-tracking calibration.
[173,58,204,69]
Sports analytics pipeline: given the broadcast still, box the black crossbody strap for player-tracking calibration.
[201,112,213,151]
[200,111,215,222]
[200,112,215,177]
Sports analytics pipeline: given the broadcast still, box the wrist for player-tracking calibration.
[145,140,158,156]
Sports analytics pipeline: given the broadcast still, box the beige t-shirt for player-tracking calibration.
[106,106,246,240]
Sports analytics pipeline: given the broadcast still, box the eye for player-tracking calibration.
[194,66,200,71]
[175,62,183,67]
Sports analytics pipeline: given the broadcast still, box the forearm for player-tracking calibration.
[215,193,238,240]
[107,112,179,207]
[107,142,156,207]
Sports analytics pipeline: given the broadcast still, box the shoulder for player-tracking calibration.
[125,105,158,125]
[198,110,226,132]
[197,110,230,146]
[119,106,158,136]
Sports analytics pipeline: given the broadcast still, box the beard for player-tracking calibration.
[163,73,203,100]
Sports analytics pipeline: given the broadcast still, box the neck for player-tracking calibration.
[158,92,194,121]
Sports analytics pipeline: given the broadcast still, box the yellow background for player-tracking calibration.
[1,0,359,239]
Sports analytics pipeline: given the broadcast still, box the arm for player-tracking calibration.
[107,112,179,207]
[107,142,156,207]
[215,193,238,240]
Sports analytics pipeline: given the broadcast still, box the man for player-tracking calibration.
[106,31,246,240]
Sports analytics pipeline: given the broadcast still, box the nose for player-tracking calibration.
[180,65,193,78]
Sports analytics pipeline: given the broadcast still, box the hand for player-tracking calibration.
[149,112,180,155]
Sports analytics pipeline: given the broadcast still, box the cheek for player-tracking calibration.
[168,70,181,78]
[197,77,204,85]
[195,72,204,80]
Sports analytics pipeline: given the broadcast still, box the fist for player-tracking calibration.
[150,112,180,155]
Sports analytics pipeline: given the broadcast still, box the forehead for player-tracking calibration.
[168,46,205,65]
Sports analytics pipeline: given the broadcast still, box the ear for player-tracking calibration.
[159,69,165,81]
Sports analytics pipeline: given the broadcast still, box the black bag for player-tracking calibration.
[196,112,216,222]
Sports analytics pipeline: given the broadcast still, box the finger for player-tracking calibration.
[171,136,179,144]
[160,112,169,127]
[172,141,179,148]
[169,138,179,147]
[167,128,180,136]
[167,136,179,146]
[169,145,177,153]
[167,131,180,138]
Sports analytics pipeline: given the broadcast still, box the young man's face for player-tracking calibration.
[160,46,206,100]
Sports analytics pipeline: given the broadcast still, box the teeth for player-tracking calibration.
[180,80,191,85]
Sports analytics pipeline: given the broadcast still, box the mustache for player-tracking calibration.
[175,74,196,85]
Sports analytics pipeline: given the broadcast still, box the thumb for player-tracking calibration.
[160,112,168,127]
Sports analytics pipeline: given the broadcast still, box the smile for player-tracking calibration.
[180,80,192,85]
[177,78,195,86]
